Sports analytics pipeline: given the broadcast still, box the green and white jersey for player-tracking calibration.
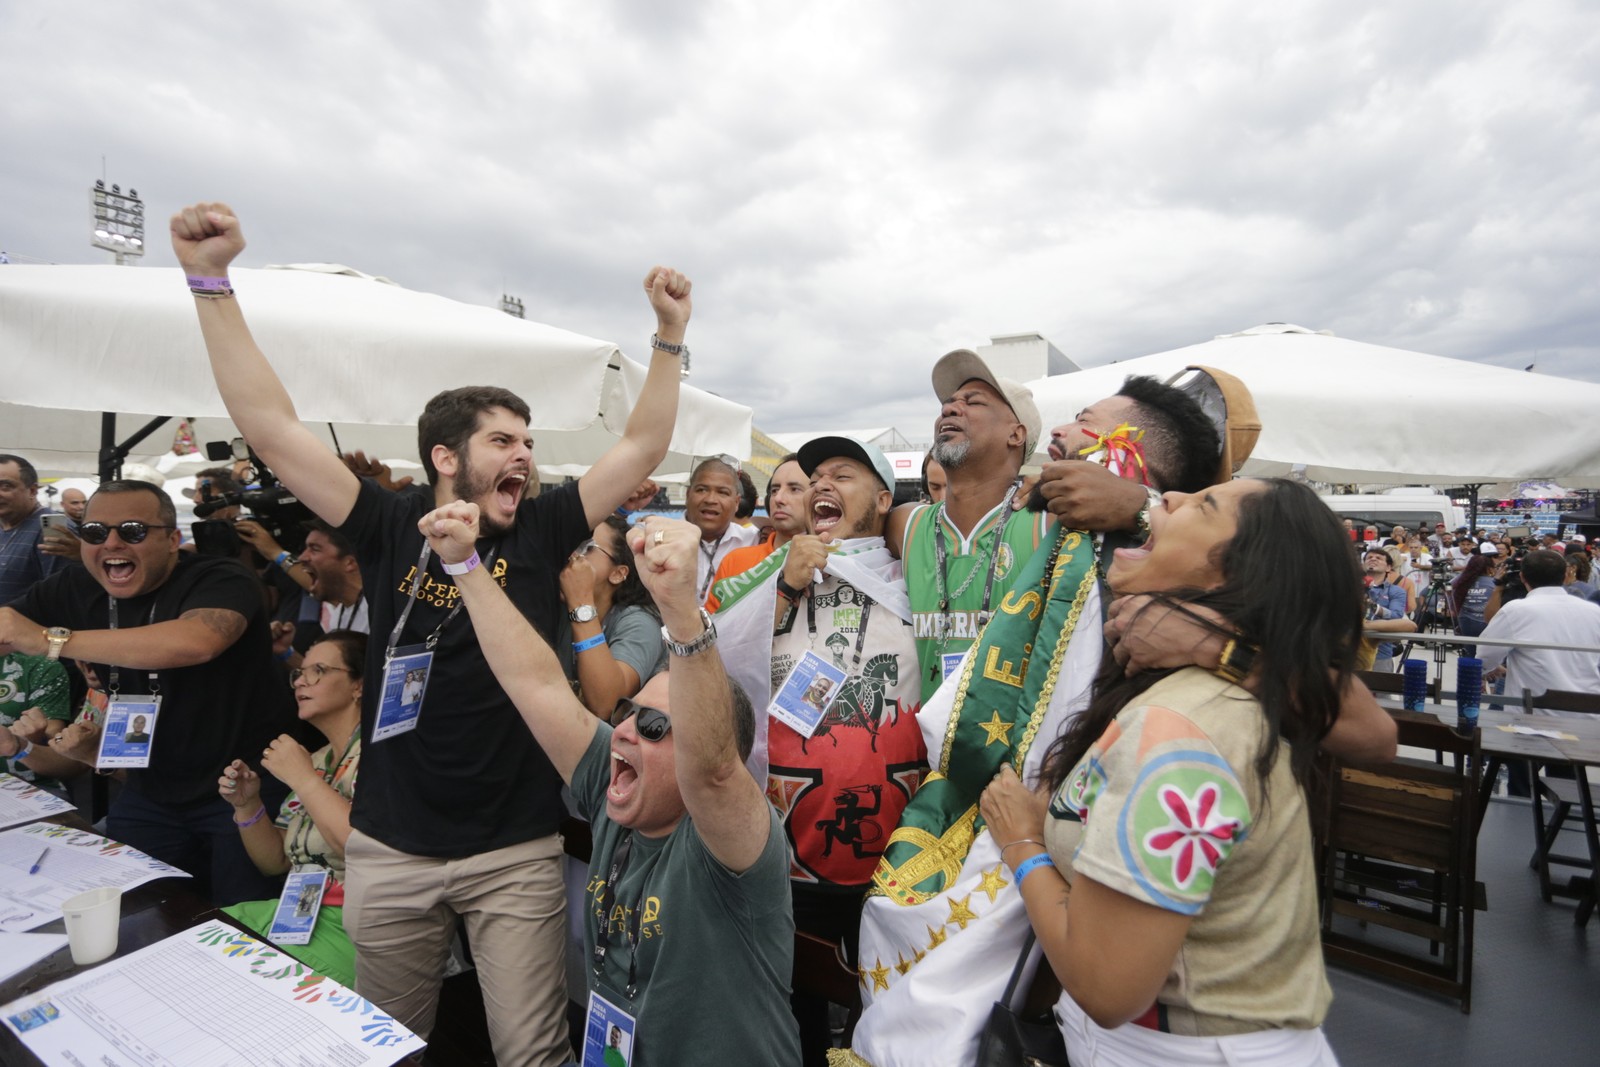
[902,500,1053,702]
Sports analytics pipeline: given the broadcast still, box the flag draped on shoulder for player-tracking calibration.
[711,537,906,785]
[839,527,1104,1067]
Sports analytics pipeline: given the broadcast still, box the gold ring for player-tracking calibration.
[653,530,666,545]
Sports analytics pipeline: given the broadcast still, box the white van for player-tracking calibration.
[1319,489,1467,536]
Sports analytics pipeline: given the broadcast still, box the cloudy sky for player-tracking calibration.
[5,1,1597,442]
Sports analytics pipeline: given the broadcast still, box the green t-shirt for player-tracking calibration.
[0,653,71,787]
[572,727,801,1066]
[902,501,1053,701]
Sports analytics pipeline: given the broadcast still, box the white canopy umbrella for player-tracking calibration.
[1026,324,1600,487]
[0,264,751,480]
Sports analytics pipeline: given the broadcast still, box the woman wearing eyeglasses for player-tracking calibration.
[559,516,668,719]
[217,630,365,986]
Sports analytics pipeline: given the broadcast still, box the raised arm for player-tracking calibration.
[418,502,598,780]
[627,516,771,873]
[577,268,691,528]
[171,203,361,526]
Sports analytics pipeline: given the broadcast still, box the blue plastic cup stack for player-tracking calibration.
[1402,659,1428,712]
[1456,657,1483,735]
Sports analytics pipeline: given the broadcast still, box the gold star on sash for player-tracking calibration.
[926,924,948,949]
[946,893,978,930]
[978,711,1012,747]
[869,959,892,992]
[978,863,1009,903]
[913,946,927,965]
[894,952,912,976]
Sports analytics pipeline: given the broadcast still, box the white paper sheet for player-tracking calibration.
[2,921,426,1065]
[0,934,68,983]
[0,775,76,832]
[0,823,189,932]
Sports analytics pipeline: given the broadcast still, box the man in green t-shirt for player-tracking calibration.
[0,651,74,789]
[417,502,801,1066]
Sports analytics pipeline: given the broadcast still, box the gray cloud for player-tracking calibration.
[4,1,1596,445]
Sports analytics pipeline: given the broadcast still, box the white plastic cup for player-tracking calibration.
[61,886,121,966]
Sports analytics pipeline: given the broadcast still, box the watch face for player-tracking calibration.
[570,606,597,623]
[47,627,70,640]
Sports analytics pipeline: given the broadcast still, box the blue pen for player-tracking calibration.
[28,846,48,875]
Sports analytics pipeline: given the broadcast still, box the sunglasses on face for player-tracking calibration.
[612,698,671,742]
[78,521,177,545]
[289,663,355,685]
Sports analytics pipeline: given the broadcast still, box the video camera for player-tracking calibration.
[190,438,315,557]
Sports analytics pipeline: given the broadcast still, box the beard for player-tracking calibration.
[929,438,970,470]
[452,448,515,535]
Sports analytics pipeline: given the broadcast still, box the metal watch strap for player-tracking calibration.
[650,333,689,357]
[661,607,717,657]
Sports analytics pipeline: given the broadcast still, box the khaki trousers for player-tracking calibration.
[344,828,570,1067]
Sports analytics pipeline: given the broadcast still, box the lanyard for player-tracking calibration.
[106,594,161,699]
[384,542,496,661]
[697,533,727,600]
[592,831,649,999]
[806,590,874,679]
[933,484,1018,637]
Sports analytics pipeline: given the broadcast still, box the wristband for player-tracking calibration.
[572,633,608,654]
[775,574,804,603]
[275,648,294,663]
[8,739,32,762]
[233,806,268,829]
[1013,852,1056,885]
[442,550,481,576]
[274,550,295,569]
[187,274,234,298]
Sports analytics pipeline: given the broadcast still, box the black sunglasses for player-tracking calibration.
[77,521,177,545]
[611,698,671,742]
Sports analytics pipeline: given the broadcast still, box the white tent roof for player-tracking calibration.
[1026,324,1600,488]
[765,427,916,452]
[0,264,751,479]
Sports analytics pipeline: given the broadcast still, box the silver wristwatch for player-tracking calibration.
[661,608,717,657]
[568,604,599,624]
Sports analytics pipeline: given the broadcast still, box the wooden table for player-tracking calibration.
[1380,698,1600,924]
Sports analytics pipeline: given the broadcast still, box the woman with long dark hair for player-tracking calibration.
[558,515,667,718]
[980,479,1360,1065]
[1452,545,1500,656]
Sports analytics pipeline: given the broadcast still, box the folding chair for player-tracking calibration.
[1522,688,1600,924]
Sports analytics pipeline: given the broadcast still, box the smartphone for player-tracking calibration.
[40,513,77,538]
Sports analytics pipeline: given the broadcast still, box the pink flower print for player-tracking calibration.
[1142,781,1240,890]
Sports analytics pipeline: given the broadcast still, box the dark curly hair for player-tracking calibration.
[599,516,660,621]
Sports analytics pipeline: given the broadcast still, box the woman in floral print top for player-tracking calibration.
[982,480,1361,1066]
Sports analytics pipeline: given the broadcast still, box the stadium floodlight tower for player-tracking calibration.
[90,179,145,264]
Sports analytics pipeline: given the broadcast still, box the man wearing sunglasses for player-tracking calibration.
[419,505,800,1065]
[172,201,690,1065]
[0,480,297,905]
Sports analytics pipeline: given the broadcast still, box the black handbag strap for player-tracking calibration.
[1000,929,1038,1009]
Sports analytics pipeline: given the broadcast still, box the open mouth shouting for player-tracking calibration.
[101,554,139,588]
[811,494,843,537]
[608,746,640,806]
[495,470,528,515]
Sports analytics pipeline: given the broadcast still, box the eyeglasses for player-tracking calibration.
[290,663,355,685]
[612,698,671,741]
[78,521,177,545]
[575,538,618,564]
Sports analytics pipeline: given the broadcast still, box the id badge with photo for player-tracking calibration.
[768,651,848,738]
[580,988,637,1067]
[940,652,966,681]
[95,697,162,769]
[268,869,329,946]
[374,644,433,741]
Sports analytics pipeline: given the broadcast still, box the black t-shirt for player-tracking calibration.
[8,555,295,807]
[338,478,588,857]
